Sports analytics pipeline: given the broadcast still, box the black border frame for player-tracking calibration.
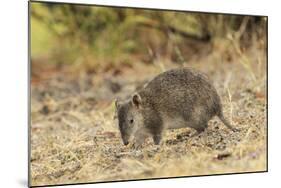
[28,1,268,187]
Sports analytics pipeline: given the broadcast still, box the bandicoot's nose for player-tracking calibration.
[123,140,129,145]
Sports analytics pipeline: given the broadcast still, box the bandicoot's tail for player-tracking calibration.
[217,111,238,132]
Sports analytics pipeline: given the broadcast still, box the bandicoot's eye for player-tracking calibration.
[129,119,134,124]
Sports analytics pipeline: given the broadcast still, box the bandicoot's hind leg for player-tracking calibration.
[194,123,208,134]
[185,121,208,145]
[189,118,208,137]
[192,115,209,133]
[218,111,238,132]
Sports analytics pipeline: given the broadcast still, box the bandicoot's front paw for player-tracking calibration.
[131,142,143,150]
[153,134,162,145]
[231,127,240,132]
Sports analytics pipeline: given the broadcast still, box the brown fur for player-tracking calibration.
[115,68,236,148]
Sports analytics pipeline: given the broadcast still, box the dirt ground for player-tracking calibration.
[30,46,267,186]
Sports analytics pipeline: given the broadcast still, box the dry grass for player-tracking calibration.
[30,42,267,186]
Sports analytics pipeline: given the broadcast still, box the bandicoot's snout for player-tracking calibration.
[119,125,130,145]
[120,130,129,145]
[123,140,129,145]
[121,135,129,145]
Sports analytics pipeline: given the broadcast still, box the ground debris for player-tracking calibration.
[31,57,267,186]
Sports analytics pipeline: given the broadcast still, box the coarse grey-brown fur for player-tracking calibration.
[115,68,237,148]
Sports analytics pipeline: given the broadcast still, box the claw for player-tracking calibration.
[132,142,142,150]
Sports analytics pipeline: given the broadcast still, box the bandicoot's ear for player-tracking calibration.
[115,98,120,109]
[132,93,141,108]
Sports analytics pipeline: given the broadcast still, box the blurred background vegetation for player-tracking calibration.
[30,4,268,186]
[31,2,267,74]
